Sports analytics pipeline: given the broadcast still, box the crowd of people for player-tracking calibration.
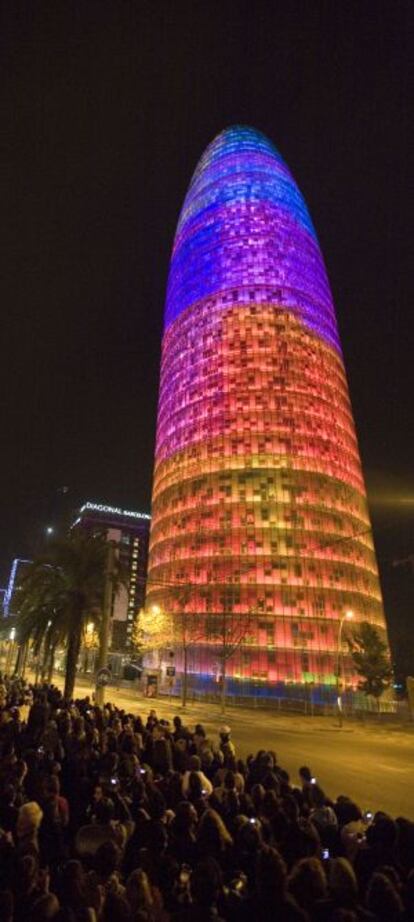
[0,674,413,922]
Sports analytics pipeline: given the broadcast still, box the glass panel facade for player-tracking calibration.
[146,126,388,697]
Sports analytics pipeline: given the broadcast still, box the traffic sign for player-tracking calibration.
[96,667,111,687]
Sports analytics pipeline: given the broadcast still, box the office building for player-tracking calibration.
[76,501,150,650]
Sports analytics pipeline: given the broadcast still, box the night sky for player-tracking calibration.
[1,2,412,667]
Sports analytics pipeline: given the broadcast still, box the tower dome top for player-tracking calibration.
[165,126,339,352]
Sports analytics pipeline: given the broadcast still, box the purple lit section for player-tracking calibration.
[165,126,340,353]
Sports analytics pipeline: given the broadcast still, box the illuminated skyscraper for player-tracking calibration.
[147,126,388,698]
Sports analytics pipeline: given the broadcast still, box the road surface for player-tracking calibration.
[47,673,414,819]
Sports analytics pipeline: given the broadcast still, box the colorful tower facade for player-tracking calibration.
[147,126,388,697]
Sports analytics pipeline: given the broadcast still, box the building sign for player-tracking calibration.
[81,502,150,521]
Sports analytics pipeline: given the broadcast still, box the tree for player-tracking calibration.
[348,621,393,704]
[171,606,206,709]
[154,583,206,709]
[132,605,173,667]
[205,599,254,713]
[18,530,124,700]
[132,596,206,707]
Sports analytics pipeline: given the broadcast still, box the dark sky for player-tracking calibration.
[1,2,413,633]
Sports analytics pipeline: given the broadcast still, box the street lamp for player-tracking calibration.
[336,610,354,726]
[6,627,16,675]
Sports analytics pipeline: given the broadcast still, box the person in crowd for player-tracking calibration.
[366,870,404,921]
[182,756,213,798]
[288,857,327,918]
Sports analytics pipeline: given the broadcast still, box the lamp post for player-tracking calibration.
[336,610,354,726]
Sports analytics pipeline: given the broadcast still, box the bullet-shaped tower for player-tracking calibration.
[147,126,388,698]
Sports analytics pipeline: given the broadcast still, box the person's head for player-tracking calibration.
[223,770,236,791]
[222,789,239,818]
[188,755,201,771]
[395,817,414,870]
[15,854,38,896]
[219,725,231,742]
[31,893,60,922]
[46,774,60,797]
[126,869,153,914]
[282,794,300,823]
[146,819,168,854]
[173,801,198,835]
[191,858,222,907]
[72,716,85,736]
[93,784,104,803]
[366,871,403,921]
[16,801,43,838]
[299,766,312,784]
[101,891,131,922]
[262,771,280,795]
[173,716,182,729]
[235,817,262,856]
[197,809,233,852]
[328,858,358,904]
[94,797,115,825]
[12,758,27,784]
[334,796,362,827]
[288,857,327,910]
[147,788,166,821]
[256,845,287,902]
[94,841,121,880]
[262,789,279,818]
[377,864,402,894]
[367,815,398,852]
[104,752,119,778]
[309,784,327,810]
[290,818,321,863]
[56,859,90,911]
[0,783,16,806]
[188,771,203,800]
[251,783,265,811]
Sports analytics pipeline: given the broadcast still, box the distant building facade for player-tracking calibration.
[75,502,150,650]
[3,558,32,617]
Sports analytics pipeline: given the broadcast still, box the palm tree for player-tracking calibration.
[18,530,124,700]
